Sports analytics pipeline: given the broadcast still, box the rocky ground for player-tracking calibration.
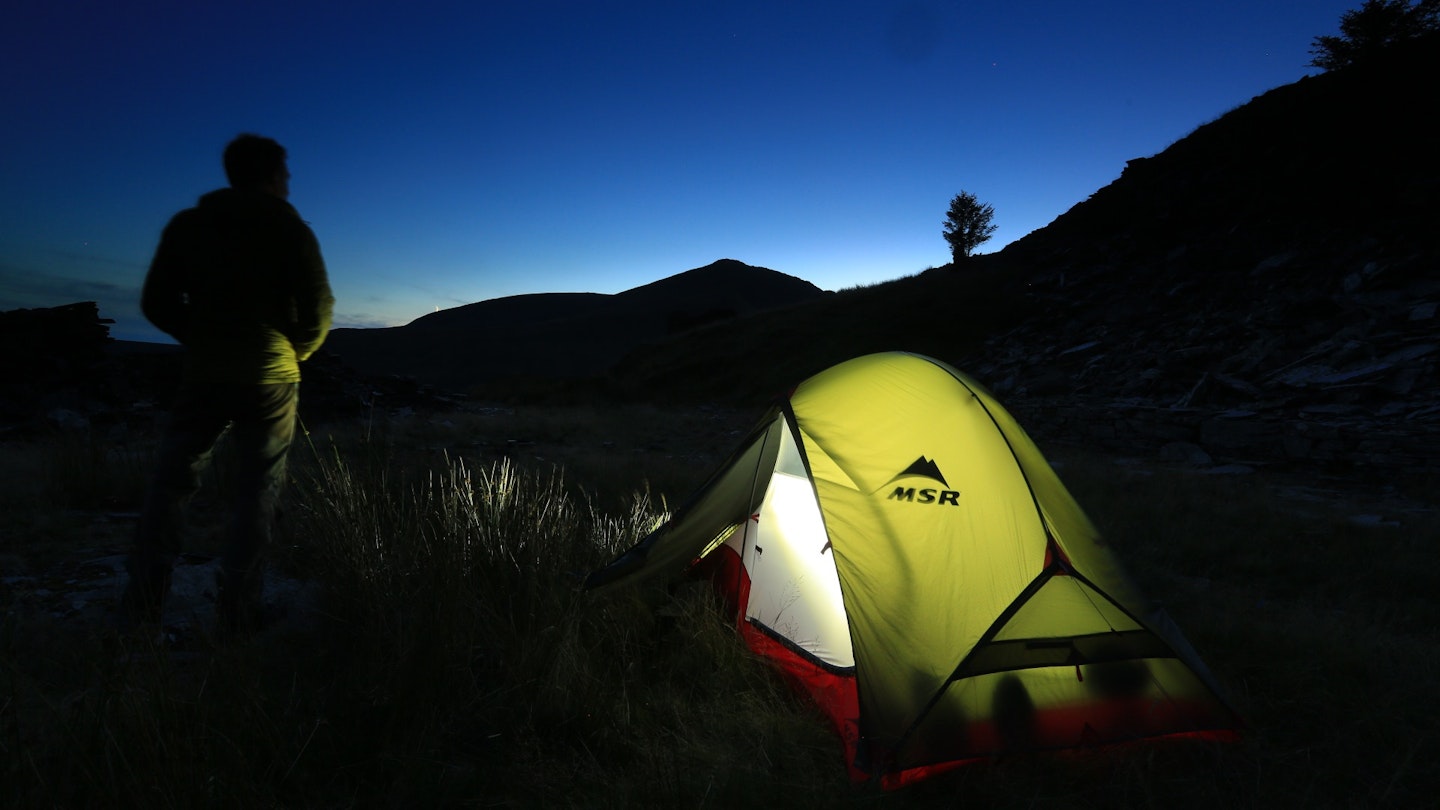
[2,542,320,652]
[963,243,1440,477]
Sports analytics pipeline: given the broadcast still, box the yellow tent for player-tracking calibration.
[587,352,1239,787]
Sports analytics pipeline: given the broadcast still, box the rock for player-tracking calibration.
[1159,442,1212,466]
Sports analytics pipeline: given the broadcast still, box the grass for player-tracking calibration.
[2,404,1437,807]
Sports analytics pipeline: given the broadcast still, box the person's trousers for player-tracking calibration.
[124,382,299,619]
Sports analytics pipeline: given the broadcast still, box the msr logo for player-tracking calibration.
[883,456,961,506]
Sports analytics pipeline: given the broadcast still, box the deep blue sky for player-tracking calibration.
[4,0,1356,342]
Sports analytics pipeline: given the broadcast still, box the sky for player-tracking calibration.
[3,0,1358,343]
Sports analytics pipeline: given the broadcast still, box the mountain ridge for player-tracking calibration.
[322,258,827,387]
[594,33,1440,473]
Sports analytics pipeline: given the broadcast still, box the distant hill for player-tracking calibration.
[322,259,827,388]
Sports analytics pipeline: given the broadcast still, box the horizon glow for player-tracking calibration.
[1,0,1359,343]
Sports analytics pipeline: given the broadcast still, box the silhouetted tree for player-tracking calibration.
[942,191,998,264]
[1309,0,1439,71]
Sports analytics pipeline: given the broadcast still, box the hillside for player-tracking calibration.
[599,33,1440,474]
[322,259,826,389]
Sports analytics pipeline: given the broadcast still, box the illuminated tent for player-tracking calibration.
[586,352,1239,787]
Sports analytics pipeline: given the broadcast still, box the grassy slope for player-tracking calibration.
[3,405,1437,807]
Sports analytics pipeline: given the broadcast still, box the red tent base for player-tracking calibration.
[698,545,1240,789]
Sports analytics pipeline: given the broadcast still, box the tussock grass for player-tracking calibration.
[3,407,1438,807]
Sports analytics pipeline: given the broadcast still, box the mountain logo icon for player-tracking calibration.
[885,456,949,488]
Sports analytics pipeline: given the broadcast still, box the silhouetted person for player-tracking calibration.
[991,673,1036,751]
[121,133,334,637]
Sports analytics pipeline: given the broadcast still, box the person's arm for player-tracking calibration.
[290,224,334,361]
[140,215,193,343]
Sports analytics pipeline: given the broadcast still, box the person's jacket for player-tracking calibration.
[142,188,334,384]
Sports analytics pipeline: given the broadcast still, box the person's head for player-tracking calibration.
[223,134,290,199]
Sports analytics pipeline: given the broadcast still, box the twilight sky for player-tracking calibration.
[3,0,1356,342]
